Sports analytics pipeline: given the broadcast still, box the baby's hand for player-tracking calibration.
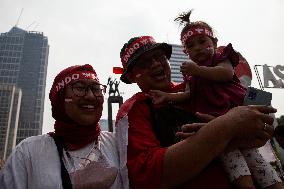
[147,90,169,104]
[180,61,200,76]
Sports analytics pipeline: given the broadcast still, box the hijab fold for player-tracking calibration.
[49,120,101,151]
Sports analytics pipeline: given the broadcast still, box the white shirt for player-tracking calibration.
[0,131,123,189]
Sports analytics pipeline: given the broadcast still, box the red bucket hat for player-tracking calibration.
[118,36,172,84]
[49,64,101,120]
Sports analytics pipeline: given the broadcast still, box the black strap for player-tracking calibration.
[52,136,73,189]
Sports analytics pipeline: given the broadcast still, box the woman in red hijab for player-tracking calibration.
[0,64,123,189]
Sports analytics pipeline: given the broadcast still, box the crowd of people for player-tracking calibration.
[0,10,284,189]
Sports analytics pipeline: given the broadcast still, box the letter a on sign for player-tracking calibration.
[263,64,281,88]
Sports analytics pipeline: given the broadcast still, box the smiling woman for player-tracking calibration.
[0,64,124,189]
[64,80,106,126]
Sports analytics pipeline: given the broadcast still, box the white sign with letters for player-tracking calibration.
[262,64,284,88]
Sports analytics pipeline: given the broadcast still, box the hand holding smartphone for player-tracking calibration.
[243,87,272,106]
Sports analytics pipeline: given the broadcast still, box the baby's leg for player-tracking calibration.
[220,150,255,189]
[242,148,282,188]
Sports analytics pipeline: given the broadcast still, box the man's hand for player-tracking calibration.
[216,105,276,150]
[176,105,276,149]
[176,123,205,139]
[175,112,215,139]
[195,112,215,122]
[219,105,276,137]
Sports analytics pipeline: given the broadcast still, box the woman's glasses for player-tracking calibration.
[71,82,106,97]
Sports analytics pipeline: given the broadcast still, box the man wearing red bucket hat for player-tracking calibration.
[1,64,124,189]
[115,36,276,189]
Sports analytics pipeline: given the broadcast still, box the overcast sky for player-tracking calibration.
[1,0,284,133]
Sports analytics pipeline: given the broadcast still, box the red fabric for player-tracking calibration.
[127,101,167,189]
[50,71,99,98]
[49,120,101,151]
[119,82,234,189]
[187,43,247,117]
[49,64,101,121]
[216,46,252,79]
[181,26,214,45]
[113,67,124,74]
[49,64,100,104]
[180,162,233,189]
[115,82,185,124]
[235,61,252,79]
[126,99,234,189]
[115,92,147,124]
[48,64,101,151]
[171,81,186,92]
[121,36,156,67]
[214,44,240,67]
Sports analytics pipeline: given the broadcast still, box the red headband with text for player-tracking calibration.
[50,71,100,99]
[121,36,156,68]
[181,26,213,45]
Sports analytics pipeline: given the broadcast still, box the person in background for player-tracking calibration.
[115,35,277,189]
[274,117,284,150]
[275,127,284,149]
[0,64,124,189]
[147,10,282,189]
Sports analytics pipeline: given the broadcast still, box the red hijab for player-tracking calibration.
[48,64,101,150]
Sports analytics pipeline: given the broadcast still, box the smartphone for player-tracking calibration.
[243,87,272,106]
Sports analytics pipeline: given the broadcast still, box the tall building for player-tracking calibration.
[169,44,190,83]
[0,27,49,147]
[0,84,22,160]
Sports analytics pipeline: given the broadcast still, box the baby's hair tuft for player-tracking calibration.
[174,9,193,26]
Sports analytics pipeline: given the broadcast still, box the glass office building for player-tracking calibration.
[169,44,190,83]
[0,84,22,160]
[0,27,49,148]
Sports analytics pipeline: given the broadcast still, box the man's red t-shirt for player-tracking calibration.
[126,97,234,189]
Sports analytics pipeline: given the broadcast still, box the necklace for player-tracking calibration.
[66,139,100,170]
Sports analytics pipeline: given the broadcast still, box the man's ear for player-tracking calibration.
[213,37,218,48]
